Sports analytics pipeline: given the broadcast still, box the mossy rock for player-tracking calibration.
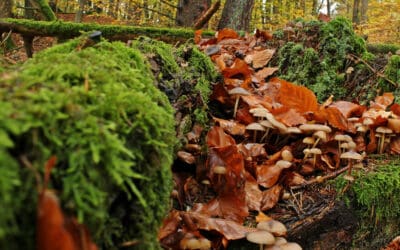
[0,36,177,249]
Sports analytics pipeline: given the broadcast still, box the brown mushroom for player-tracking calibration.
[257,219,287,237]
[228,87,251,118]
[340,151,363,181]
[376,126,393,154]
[246,231,275,250]
[246,122,266,142]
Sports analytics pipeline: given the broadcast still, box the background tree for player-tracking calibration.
[176,0,210,27]
[218,0,255,31]
[0,0,14,18]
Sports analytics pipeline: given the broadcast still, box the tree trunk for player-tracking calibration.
[176,0,211,27]
[217,0,255,31]
[361,0,368,23]
[0,0,13,18]
[327,0,331,17]
[352,0,360,24]
[312,0,318,16]
[75,0,86,23]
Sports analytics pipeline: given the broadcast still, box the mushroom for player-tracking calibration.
[280,242,303,250]
[259,120,274,142]
[246,122,266,142]
[299,124,332,134]
[213,165,227,184]
[309,147,322,167]
[303,137,315,149]
[246,231,275,250]
[340,151,363,181]
[266,113,288,134]
[388,118,400,133]
[281,149,293,162]
[257,219,287,237]
[250,107,270,121]
[312,130,327,148]
[228,87,251,118]
[376,126,393,154]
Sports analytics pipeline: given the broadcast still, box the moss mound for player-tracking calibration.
[276,17,369,101]
[0,37,176,249]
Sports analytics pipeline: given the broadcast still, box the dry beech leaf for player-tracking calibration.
[251,49,276,69]
[236,106,255,125]
[390,103,400,116]
[260,184,283,211]
[270,78,318,113]
[272,107,306,126]
[222,58,253,81]
[185,212,256,240]
[206,126,236,148]
[255,211,273,223]
[210,82,230,104]
[390,137,400,154]
[322,107,348,131]
[284,172,306,187]
[194,30,202,44]
[215,55,227,71]
[256,162,289,188]
[217,28,239,42]
[158,210,183,241]
[213,117,246,136]
[244,173,262,211]
[370,92,394,110]
[255,67,279,81]
[329,101,366,118]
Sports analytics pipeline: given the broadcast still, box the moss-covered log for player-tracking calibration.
[0,18,215,42]
[0,37,177,250]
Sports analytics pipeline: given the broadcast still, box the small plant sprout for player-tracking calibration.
[228,87,250,118]
[340,151,364,181]
[246,122,266,142]
[376,126,393,154]
[246,231,275,250]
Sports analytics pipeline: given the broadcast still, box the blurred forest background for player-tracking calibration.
[1,0,399,44]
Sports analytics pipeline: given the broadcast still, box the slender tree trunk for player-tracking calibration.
[327,0,331,17]
[360,0,368,23]
[217,0,255,31]
[312,0,318,16]
[352,0,360,24]
[0,0,13,18]
[75,0,86,23]
[176,0,211,27]
[25,0,35,19]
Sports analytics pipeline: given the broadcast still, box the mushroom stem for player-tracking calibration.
[233,97,240,118]
[254,130,258,142]
[312,138,321,149]
[260,128,270,142]
[379,134,385,154]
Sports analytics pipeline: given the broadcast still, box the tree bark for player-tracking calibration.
[327,0,331,17]
[194,0,220,30]
[352,0,360,24]
[361,0,368,23]
[217,0,255,31]
[176,0,211,27]
[75,0,86,23]
[0,0,13,18]
[312,0,319,16]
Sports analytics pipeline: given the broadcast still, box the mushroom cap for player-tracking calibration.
[246,122,266,131]
[342,134,353,142]
[376,126,393,134]
[303,148,311,156]
[280,242,303,250]
[275,237,288,246]
[347,141,356,150]
[362,117,374,126]
[250,107,271,118]
[388,118,400,133]
[198,238,211,250]
[302,137,315,145]
[281,149,293,162]
[266,113,288,133]
[287,127,302,134]
[309,148,322,155]
[356,125,368,133]
[259,120,274,128]
[180,238,202,250]
[313,130,327,142]
[257,219,287,237]
[275,160,292,169]
[299,124,332,133]
[228,87,251,96]
[334,134,346,141]
[213,166,227,174]
[340,151,363,160]
[246,231,275,245]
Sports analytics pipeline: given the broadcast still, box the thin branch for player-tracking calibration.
[159,0,178,9]
[0,30,12,47]
[291,165,350,190]
[347,53,398,87]
[194,0,221,30]
[19,155,42,192]
[135,4,175,21]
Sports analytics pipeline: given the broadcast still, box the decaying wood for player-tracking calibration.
[193,0,221,30]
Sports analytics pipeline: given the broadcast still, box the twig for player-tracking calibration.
[193,0,221,30]
[291,165,350,190]
[0,30,12,47]
[347,53,398,87]
[19,155,42,192]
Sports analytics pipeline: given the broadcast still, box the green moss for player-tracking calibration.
[335,156,400,248]
[377,55,400,103]
[277,17,368,101]
[36,0,56,21]
[0,37,176,249]
[367,43,400,55]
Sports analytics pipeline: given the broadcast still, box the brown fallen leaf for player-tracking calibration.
[255,67,279,81]
[260,184,283,211]
[251,49,276,69]
[213,117,246,136]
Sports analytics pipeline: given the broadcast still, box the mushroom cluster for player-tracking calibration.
[246,219,302,250]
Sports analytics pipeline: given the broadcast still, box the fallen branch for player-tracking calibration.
[347,53,398,87]
[291,165,350,190]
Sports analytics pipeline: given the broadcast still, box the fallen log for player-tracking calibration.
[0,18,215,43]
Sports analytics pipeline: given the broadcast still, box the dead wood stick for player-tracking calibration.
[347,53,398,87]
[193,0,221,30]
[291,165,350,190]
